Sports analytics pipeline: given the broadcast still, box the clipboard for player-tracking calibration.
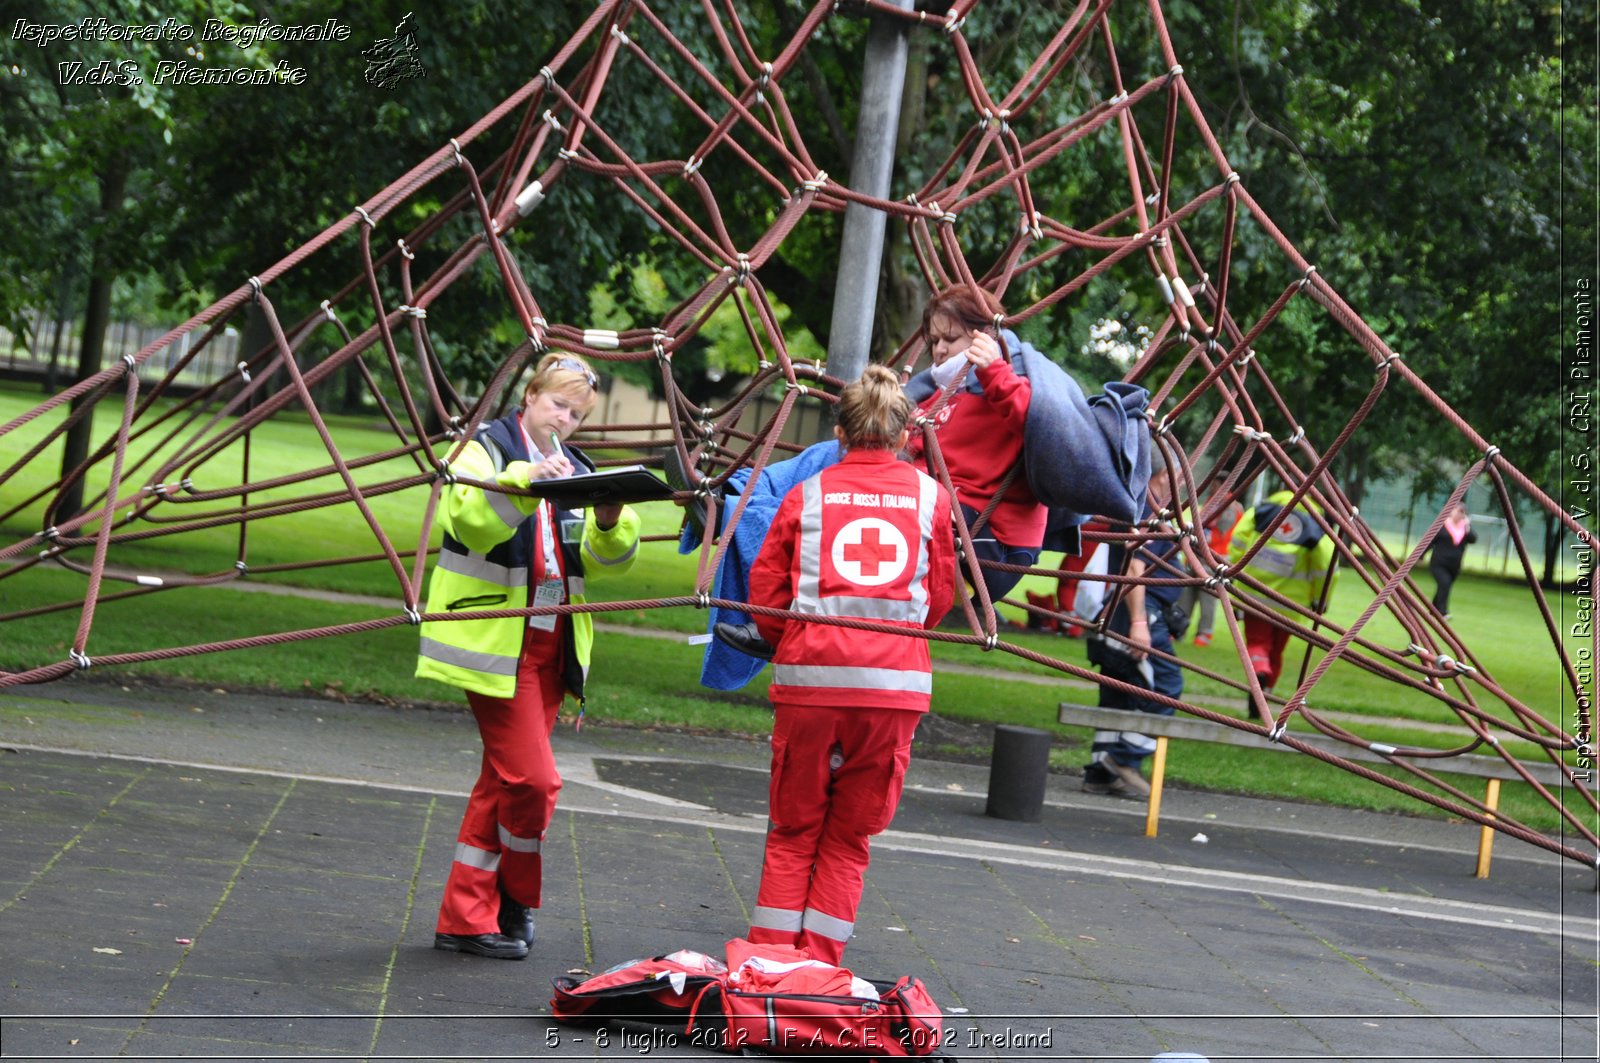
[519,465,677,508]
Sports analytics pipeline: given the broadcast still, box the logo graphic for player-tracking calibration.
[832,518,908,587]
[1272,511,1306,543]
[363,12,425,89]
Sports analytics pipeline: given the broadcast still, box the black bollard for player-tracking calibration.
[985,724,1052,822]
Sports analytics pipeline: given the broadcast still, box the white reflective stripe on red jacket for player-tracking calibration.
[770,662,933,695]
[793,475,938,624]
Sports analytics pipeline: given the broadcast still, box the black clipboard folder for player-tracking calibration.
[518,465,677,508]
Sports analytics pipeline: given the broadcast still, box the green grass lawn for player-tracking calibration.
[2,381,1591,836]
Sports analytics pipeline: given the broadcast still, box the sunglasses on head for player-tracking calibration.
[553,357,598,390]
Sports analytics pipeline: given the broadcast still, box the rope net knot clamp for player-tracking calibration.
[734,253,752,281]
[235,560,248,574]
[540,108,565,133]
[399,304,427,319]
[983,631,999,651]
[1107,91,1129,107]
[403,606,422,626]
[1234,346,1256,367]
[695,590,711,609]
[1286,424,1306,445]
[785,381,811,397]
[1297,265,1317,290]
[69,650,92,670]
[1435,653,1476,676]
[515,179,546,216]
[755,61,772,101]
[1483,445,1501,462]
[120,352,137,370]
[449,137,466,168]
[1376,352,1401,373]
[43,525,60,542]
[1267,721,1287,742]
[1231,423,1272,442]
[1203,573,1231,589]
[608,24,630,45]
[148,482,170,498]
[683,154,703,177]
[1224,171,1241,187]
[435,459,457,486]
[1020,210,1043,241]
[248,275,263,302]
[320,299,339,321]
[237,361,252,383]
[353,206,375,228]
[396,239,415,261]
[651,329,670,363]
[801,170,829,192]
[1167,64,1185,81]
[943,13,965,34]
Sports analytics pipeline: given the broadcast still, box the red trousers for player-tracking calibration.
[748,704,920,965]
[436,626,565,936]
[1244,613,1291,688]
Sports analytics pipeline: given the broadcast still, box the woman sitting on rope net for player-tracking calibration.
[699,284,1153,669]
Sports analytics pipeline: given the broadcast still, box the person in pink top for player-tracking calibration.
[1426,502,1476,618]
[904,287,1046,611]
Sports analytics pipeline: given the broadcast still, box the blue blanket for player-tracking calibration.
[678,439,843,690]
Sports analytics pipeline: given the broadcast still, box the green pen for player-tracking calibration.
[548,431,562,463]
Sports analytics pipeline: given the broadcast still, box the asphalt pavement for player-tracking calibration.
[1,676,1596,1062]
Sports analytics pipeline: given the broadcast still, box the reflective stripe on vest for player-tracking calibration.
[485,485,524,530]
[770,663,933,695]
[498,823,542,853]
[437,548,527,589]
[751,905,804,933]
[801,907,853,944]
[585,537,637,568]
[793,474,937,624]
[454,842,500,872]
[418,636,519,677]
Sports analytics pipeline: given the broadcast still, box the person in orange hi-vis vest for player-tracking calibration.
[745,365,956,964]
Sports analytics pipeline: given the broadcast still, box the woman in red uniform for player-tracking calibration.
[745,366,956,964]
[904,287,1046,611]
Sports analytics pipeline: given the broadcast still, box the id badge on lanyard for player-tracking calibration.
[529,499,563,631]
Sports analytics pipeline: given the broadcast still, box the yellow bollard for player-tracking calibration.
[1145,736,1168,838]
[1475,778,1501,879]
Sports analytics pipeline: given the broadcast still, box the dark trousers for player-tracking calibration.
[1430,560,1459,614]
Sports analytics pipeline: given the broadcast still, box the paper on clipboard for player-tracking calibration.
[518,465,676,508]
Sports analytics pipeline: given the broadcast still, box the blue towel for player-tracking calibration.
[907,329,1150,545]
[678,439,843,690]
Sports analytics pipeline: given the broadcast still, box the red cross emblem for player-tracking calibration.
[832,517,909,587]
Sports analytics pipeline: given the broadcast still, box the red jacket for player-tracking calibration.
[749,449,955,712]
[907,358,1045,547]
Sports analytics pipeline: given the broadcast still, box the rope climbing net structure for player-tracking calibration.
[1,0,1594,868]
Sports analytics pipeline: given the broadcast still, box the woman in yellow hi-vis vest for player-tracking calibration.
[417,353,641,960]
[1227,490,1337,718]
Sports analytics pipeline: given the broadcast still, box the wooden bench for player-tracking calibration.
[1055,702,1576,878]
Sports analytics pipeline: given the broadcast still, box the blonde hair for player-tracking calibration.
[522,352,600,415]
[836,365,914,449]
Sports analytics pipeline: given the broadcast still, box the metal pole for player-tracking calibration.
[824,0,914,386]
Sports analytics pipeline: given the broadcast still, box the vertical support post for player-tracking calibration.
[1145,736,1169,838]
[1475,778,1501,879]
[824,0,915,387]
